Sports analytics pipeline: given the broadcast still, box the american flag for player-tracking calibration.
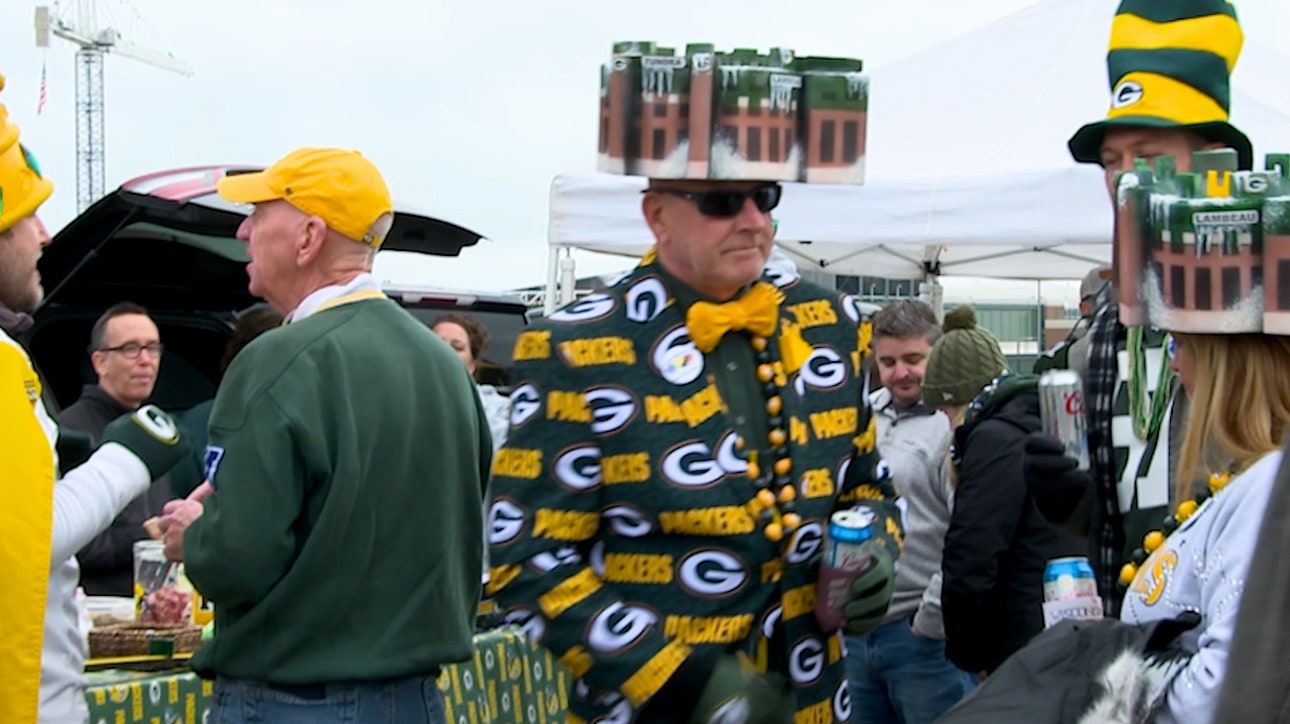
[36,61,47,115]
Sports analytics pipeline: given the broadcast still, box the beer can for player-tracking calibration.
[1043,556,1098,602]
[826,507,876,571]
[1038,369,1091,470]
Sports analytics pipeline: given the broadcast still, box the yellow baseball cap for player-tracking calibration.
[0,73,55,234]
[217,147,394,247]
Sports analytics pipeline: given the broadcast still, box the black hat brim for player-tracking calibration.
[1067,117,1254,170]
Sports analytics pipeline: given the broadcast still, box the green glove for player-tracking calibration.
[690,654,794,724]
[100,405,191,481]
[842,545,895,636]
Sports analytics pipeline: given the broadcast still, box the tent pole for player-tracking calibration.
[544,246,562,316]
[921,274,944,324]
[559,252,577,307]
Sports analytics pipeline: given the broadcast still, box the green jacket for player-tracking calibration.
[488,257,901,723]
[185,296,491,683]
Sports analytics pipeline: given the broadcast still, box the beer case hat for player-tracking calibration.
[1067,0,1253,170]
[0,73,54,234]
[598,42,869,184]
[217,147,394,247]
[921,306,1008,407]
[1113,148,1290,334]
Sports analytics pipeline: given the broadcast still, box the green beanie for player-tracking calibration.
[921,306,1007,407]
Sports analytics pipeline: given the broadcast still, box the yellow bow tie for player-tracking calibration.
[686,282,784,353]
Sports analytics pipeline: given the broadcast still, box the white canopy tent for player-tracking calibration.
[544,0,1290,311]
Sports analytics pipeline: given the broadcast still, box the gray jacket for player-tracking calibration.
[870,387,955,637]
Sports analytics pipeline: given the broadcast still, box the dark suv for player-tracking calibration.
[29,166,528,414]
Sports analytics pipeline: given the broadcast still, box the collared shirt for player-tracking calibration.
[655,266,769,460]
[285,273,383,324]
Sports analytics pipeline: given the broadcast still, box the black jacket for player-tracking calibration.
[59,384,175,597]
[942,378,1085,674]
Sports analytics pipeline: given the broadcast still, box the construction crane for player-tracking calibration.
[34,2,191,212]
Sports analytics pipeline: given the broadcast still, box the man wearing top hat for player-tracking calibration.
[486,43,901,724]
[1024,0,1252,612]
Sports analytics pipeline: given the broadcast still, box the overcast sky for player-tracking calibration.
[3,0,1287,298]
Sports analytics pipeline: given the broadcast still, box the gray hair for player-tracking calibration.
[872,299,941,345]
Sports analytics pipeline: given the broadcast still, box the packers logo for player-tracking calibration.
[840,294,866,324]
[651,326,704,386]
[603,504,653,538]
[714,432,749,475]
[764,264,799,289]
[625,277,668,324]
[586,386,637,435]
[836,455,852,488]
[530,546,583,572]
[592,692,634,724]
[554,445,602,491]
[661,441,725,488]
[590,540,606,577]
[510,383,541,427]
[503,607,547,644]
[833,678,852,722]
[875,457,892,483]
[761,604,782,639]
[548,293,616,323]
[709,697,751,724]
[587,602,658,653]
[789,637,826,686]
[678,549,748,598]
[784,522,824,566]
[132,405,182,444]
[794,347,848,395]
[692,52,714,73]
[1112,80,1143,109]
[489,499,525,545]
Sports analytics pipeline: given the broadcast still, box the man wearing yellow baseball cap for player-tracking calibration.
[159,147,491,723]
[0,72,190,724]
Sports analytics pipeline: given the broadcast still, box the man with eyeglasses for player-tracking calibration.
[0,72,189,723]
[487,45,900,724]
[59,301,172,596]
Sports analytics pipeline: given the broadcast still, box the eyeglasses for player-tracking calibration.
[652,184,782,218]
[100,343,165,360]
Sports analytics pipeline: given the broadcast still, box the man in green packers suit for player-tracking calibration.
[160,148,491,723]
[487,44,900,724]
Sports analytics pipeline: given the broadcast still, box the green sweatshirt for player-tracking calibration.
[185,297,491,684]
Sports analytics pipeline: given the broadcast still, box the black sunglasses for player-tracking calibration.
[651,184,782,218]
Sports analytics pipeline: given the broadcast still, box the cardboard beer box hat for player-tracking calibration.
[1067,0,1254,171]
[1114,148,1290,335]
[598,42,868,184]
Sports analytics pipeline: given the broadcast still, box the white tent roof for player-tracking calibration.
[547,0,1290,281]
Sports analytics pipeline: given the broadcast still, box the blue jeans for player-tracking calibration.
[844,619,976,724]
[212,675,446,724]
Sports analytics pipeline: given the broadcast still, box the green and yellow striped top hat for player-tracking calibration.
[0,73,54,233]
[1068,0,1253,170]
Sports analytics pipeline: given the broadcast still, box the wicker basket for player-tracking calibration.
[88,622,203,658]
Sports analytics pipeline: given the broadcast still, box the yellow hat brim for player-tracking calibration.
[216,171,281,204]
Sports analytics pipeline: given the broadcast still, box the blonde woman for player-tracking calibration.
[1119,333,1290,723]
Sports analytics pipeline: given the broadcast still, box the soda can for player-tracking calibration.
[816,507,878,632]
[1038,369,1091,470]
[826,507,876,570]
[1043,556,1098,602]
